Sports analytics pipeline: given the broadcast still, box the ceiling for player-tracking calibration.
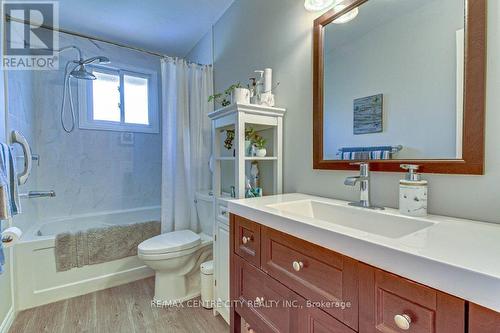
[55,0,234,57]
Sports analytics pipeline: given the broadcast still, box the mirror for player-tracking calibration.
[313,0,486,174]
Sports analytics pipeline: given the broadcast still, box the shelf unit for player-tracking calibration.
[208,103,286,324]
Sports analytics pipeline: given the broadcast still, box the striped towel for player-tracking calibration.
[339,146,393,160]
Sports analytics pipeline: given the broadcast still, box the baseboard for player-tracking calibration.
[0,307,15,333]
[19,266,154,311]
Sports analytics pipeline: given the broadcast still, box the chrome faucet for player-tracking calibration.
[344,163,384,210]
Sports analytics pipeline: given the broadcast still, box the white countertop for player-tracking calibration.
[228,193,500,312]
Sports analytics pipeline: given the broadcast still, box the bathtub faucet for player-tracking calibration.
[20,190,56,199]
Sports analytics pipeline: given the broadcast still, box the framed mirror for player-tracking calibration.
[313,0,486,174]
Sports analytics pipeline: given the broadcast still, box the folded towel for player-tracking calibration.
[0,144,12,220]
[8,147,21,215]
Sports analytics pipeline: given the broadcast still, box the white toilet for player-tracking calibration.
[138,191,214,303]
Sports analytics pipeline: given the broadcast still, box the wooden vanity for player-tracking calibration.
[229,214,500,333]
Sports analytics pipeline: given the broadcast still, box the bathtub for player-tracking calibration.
[14,206,160,310]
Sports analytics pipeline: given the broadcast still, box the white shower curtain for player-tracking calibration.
[161,57,213,232]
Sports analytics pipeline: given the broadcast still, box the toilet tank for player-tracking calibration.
[195,190,214,235]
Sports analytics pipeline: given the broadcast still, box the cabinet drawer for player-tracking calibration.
[233,215,261,267]
[261,226,358,330]
[233,255,299,332]
[359,263,465,333]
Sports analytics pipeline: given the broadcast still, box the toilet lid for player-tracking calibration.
[138,230,201,255]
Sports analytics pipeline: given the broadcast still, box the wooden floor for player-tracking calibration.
[9,278,228,333]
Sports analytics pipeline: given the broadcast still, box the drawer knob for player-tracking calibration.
[292,261,304,272]
[242,235,253,244]
[394,314,412,330]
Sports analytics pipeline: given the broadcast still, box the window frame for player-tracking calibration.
[78,63,159,134]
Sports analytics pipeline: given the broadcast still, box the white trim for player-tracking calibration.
[78,63,160,134]
[17,263,153,310]
[0,306,14,333]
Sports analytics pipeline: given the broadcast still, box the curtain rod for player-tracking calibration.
[4,15,211,67]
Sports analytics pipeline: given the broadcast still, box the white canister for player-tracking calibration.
[399,181,428,217]
[399,164,428,217]
[232,88,250,104]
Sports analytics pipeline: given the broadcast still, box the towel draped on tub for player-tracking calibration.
[55,221,161,272]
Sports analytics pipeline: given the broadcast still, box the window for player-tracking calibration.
[78,64,159,133]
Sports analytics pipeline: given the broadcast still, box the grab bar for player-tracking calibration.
[11,131,33,185]
[19,191,56,199]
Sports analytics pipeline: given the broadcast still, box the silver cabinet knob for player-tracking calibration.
[242,235,253,244]
[394,314,412,330]
[292,261,304,272]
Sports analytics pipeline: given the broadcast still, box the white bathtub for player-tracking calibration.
[14,206,160,310]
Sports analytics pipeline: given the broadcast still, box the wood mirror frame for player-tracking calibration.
[313,0,486,174]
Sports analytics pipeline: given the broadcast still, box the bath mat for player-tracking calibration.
[54,220,161,272]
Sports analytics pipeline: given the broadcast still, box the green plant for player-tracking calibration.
[253,135,266,149]
[208,82,242,107]
[245,127,255,141]
[223,129,234,150]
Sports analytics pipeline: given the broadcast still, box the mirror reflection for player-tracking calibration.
[323,0,465,160]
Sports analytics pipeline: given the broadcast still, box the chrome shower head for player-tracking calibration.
[70,64,96,80]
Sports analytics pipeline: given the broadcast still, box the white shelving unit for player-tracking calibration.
[208,103,286,324]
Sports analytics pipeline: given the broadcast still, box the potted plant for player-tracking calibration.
[253,135,267,157]
[208,82,250,107]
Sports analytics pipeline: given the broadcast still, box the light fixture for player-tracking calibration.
[333,4,359,24]
[304,0,337,12]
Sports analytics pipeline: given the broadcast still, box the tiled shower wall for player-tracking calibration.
[7,29,162,231]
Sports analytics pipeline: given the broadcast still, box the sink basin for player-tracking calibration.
[267,200,434,238]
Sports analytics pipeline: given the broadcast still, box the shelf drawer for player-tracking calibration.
[218,204,230,223]
[233,215,261,267]
[233,255,299,332]
[261,226,358,330]
[359,263,465,333]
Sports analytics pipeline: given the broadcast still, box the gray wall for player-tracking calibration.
[324,0,463,159]
[211,0,500,224]
[186,30,213,65]
[7,28,162,231]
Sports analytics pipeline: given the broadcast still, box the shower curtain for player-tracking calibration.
[161,58,213,232]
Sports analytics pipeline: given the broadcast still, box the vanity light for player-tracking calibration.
[304,0,337,12]
[333,4,359,24]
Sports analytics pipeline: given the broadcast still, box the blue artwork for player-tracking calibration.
[353,94,383,135]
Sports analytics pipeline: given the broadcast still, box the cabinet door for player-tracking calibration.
[215,221,230,323]
[359,263,465,333]
[232,255,300,332]
[469,303,500,333]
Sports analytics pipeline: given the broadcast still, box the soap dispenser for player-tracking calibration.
[399,164,428,217]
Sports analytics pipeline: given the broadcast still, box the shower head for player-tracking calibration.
[70,64,96,80]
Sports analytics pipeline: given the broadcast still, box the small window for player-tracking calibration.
[78,64,159,133]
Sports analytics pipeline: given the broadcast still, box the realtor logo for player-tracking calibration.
[1,1,59,70]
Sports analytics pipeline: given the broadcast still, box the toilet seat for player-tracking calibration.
[138,230,201,255]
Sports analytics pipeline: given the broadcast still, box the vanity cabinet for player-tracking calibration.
[230,214,488,333]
